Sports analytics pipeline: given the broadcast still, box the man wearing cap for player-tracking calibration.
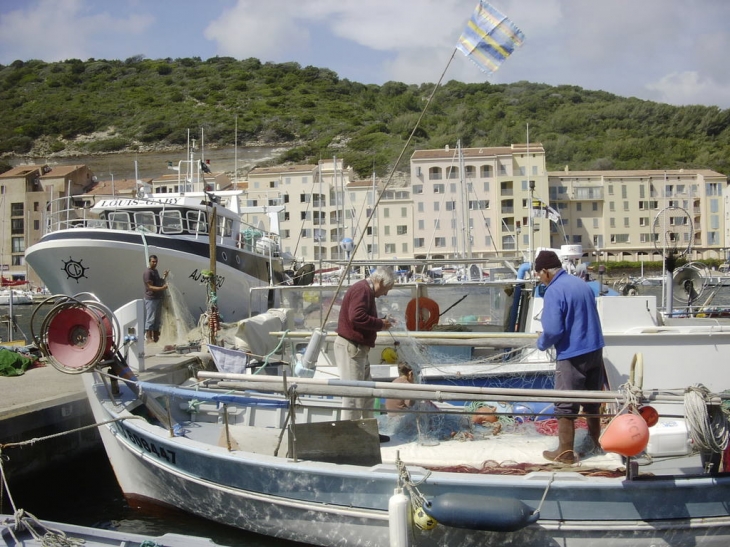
[534,250,604,463]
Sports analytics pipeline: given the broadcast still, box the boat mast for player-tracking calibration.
[527,123,534,267]
[234,115,238,190]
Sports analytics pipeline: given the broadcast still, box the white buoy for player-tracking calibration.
[388,487,410,547]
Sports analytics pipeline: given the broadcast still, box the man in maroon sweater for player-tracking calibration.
[334,267,395,424]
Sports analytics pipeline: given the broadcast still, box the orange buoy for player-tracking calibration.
[599,413,650,457]
[405,297,440,331]
[638,405,659,427]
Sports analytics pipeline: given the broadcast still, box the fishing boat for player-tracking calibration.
[0,512,220,546]
[24,162,287,323]
[35,293,730,547]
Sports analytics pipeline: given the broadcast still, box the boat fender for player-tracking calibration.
[422,493,539,532]
[405,297,440,331]
[388,488,411,545]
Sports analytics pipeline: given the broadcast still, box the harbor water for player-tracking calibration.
[4,281,730,545]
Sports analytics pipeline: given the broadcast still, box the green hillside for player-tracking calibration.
[1,56,729,178]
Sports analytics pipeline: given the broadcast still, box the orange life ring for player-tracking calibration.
[405,297,440,331]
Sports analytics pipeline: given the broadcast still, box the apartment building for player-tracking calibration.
[548,169,728,261]
[0,163,94,286]
[246,159,412,265]
[410,143,550,260]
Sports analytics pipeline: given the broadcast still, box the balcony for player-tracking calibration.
[572,187,604,201]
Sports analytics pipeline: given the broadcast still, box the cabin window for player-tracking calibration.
[108,212,131,231]
[134,211,157,233]
[219,217,233,237]
[186,211,207,234]
[160,210,183,234]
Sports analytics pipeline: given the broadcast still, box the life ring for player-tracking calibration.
[405,297,440,331]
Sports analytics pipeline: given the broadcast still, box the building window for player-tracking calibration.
[480,165,492,178]
[429,167,442,180]
[11,203,23,217]
[397,225,408,235]
[434,237,446,247]
[11,237,25,253]
[11,219,23,234]
[433,184,445,194]
[385,243,396,253]
[414,238,425,248]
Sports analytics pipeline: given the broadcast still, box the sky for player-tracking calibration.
[0,0,729,109]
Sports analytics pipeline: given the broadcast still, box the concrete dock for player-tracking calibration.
[0,348,211,484]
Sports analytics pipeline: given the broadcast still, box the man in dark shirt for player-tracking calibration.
[143,255,168,343]
[334,267,395,422]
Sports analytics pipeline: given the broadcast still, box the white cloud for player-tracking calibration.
[0,0,153,63]
[647,72,730,108]
[1,0,729,108]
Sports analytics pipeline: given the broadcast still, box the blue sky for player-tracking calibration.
[1,0,729,109]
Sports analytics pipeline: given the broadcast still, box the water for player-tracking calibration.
[9,145,286,181]
[5,450,312,547]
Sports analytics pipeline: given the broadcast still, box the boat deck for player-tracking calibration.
[173,401,706,478]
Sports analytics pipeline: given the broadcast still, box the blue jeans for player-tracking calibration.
[144,298,163,331]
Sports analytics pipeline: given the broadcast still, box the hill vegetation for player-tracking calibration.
[1,56,729,178]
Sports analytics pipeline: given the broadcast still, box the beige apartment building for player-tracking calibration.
[0,163,94,286]
[548,169,728,261]
[410,143,551,262]
[245,159,413,266]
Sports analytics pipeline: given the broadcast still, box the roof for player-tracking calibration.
[411,143,545,160]
[38,165,87,178]
[248,164,316,175]
[548,169,726,179]
[84,178,140,196]
[0,165,44,178]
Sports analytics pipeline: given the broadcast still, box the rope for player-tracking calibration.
[684,384,729,454]
[395,454,431,512]
[0,416,144,451]
[6,509,86,547]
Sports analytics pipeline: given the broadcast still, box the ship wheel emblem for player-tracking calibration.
[62,257,89,283]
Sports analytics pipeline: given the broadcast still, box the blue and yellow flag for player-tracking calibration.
[457,1,525,75]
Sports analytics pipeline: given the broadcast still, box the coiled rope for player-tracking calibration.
[684,384,730,454]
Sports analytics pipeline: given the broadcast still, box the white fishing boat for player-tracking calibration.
[35,293,730,547]
[0,511,220,546]
[24,168,287,323]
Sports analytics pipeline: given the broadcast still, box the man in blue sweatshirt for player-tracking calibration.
[535,250,605,463]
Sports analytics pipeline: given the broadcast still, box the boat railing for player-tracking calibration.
[42,196,101,235]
